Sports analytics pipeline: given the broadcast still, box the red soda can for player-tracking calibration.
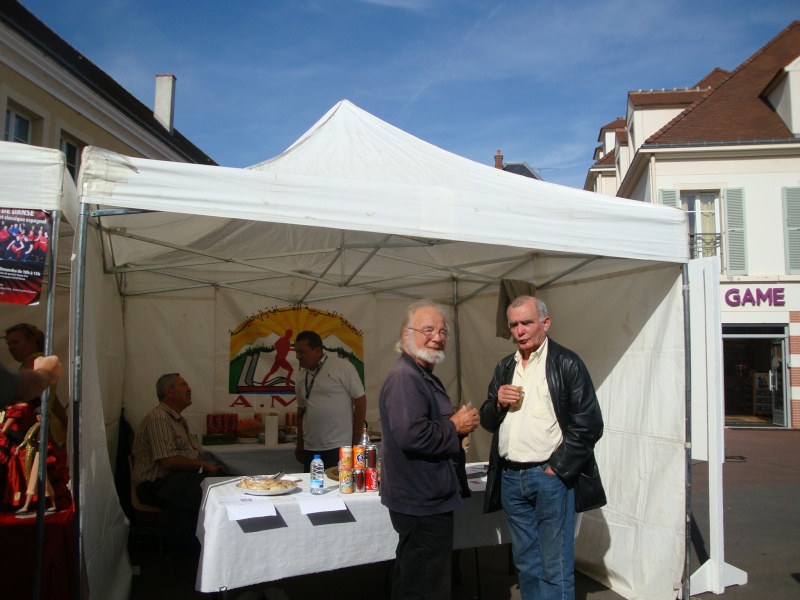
[353,468,365,493]
[221,413,229,435]
[339,446,353,471]
[365,467,379,491]
[339,469,353,494]
[213,413,223,435]
[207,414,214,435]
[354,445,366,469]
[366,445,378,469]
[231,413,239,435]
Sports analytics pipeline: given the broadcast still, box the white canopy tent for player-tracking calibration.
[0,101,701,598]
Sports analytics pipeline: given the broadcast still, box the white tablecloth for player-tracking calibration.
[195,465,508,593]
[202,443,299,476]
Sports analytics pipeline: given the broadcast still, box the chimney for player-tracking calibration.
[154,74,176,132]
[494,149,503,169]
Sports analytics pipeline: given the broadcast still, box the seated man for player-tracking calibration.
[132,373,221,551]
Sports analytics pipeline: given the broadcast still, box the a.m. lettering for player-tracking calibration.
[270,395,296,408]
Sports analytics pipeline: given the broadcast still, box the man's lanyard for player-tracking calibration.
[304,354,328,400]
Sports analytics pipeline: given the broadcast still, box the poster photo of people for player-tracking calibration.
[0,207,53,306]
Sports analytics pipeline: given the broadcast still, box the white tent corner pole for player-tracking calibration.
[681,263,692,600]
[33,209,61,599]
[71,201,90,600]
[686,258,748,596]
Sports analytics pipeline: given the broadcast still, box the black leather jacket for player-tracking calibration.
[479,338,604,513]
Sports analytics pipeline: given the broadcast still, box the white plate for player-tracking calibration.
[237,437,258,444]
[236,478,297,496]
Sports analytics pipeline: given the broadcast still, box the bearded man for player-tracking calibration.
[378,299,479,600]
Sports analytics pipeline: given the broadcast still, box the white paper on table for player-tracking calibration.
[293,491,347,515]
[219,494,277,521]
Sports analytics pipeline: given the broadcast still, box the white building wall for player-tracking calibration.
[648,149,800,428]
[652,153,800,276]
[629,106,685,154]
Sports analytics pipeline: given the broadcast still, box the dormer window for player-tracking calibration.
[764,55,800,136]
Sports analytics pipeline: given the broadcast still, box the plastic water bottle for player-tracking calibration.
[310,454,325,495]
[359,423,370,448]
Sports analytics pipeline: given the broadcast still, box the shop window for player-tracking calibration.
[4,108,32,144]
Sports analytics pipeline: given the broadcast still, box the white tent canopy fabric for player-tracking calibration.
[3,101,695,599]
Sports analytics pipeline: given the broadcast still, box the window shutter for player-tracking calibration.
[724,188,746,275]
[659,189,678,208]
[784,187,800,274]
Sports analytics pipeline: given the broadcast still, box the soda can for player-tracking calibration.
[339,446,353,470]
[213,413,222,435]
[353,468,365,493]
[365,467,379,491]
[230,413,239,436]
[354,445,366,469]
[366,445,378,469]
[206,414,214,435]
[339,469,353,494]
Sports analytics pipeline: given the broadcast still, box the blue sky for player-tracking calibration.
[20,0,799,189]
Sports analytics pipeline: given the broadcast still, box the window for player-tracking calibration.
[4,108,32,144]
[660,189,721,258]
[60,135,82,181]
[660,188,746,274]
[681,192,720,259]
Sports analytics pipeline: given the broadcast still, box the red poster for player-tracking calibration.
[0,207,53,306]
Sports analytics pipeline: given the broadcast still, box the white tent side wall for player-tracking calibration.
[74,215,131,599]
[460,267,686,600]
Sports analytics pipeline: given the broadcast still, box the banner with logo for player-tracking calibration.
[228,305,365,415]
[0,207,53,306]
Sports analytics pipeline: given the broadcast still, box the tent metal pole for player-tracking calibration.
[681,264,692,600]
[32,209,61,600]
[71,202,90,600]
[452,278,462,405]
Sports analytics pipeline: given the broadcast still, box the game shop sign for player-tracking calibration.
[724,286,785,308]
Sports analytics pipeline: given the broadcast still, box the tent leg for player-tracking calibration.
[71,202,90,600]
[681,265,692,600]
[33,210,61,600]
[683,260,747,597]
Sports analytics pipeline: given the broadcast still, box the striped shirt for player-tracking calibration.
[132,402,202,486]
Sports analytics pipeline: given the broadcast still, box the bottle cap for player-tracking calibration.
[314,454,321,459]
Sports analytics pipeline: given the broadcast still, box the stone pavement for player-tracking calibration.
[690,428,800,600]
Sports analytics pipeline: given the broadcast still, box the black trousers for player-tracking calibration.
[137,471,207,549]
[389,510,454,600]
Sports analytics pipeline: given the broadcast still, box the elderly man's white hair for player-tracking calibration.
[394,299,449,353]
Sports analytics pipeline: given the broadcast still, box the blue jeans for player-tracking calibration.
[501,464,575,600]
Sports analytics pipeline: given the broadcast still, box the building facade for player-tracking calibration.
[585,22,800,429]
[1,0,215,180]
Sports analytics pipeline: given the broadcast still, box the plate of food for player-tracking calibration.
[236,476,297,496]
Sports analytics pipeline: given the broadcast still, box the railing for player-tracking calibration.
[689,233,720,260]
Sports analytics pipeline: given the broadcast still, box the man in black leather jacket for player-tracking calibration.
[479,296,604,600]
